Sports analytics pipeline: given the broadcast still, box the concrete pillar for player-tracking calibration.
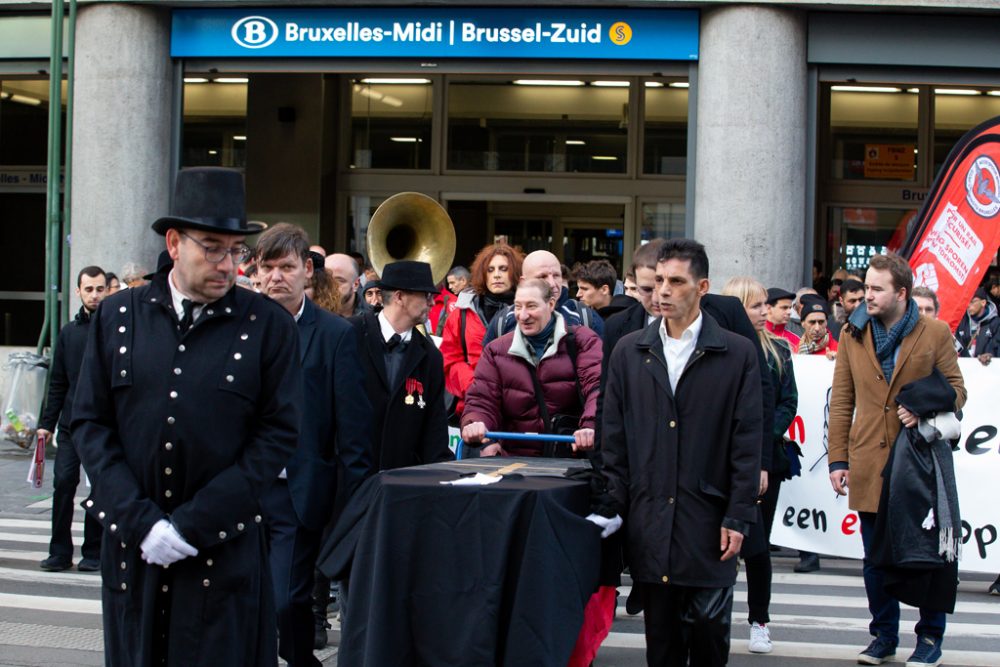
[70,5,172,308]
[694,7,807,292]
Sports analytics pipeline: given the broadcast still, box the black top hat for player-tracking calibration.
[152,167,267,236]
[376,261,437,294]
[142,250,174,280]
[766,287,796,305]
[799,294,829,318]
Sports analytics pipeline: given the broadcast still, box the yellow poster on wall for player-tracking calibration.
[863,143,915,180]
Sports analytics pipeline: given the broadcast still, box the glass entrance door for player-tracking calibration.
[447,199,626,277]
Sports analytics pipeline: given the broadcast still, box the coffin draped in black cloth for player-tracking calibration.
[871,368,960,613]
[317,467,602,667]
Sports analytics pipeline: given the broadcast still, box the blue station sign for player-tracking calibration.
[171,8,698,60]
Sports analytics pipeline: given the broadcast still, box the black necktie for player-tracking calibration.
[179,299,196,331]
[385,333,402,352]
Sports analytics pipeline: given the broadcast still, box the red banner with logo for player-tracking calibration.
[900,116,1000,331]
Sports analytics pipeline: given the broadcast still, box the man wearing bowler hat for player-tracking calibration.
[72,167,303,667]
[351,259,453,472]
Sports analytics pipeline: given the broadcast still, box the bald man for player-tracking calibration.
[481,250,604,348]
[325,253,370,318]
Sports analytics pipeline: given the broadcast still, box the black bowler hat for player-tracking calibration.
[799,294,829,318]
[152,167,267,236]
[376,261,437,294]
[766,287,796,305]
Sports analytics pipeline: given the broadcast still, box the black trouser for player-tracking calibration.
[263,481,323,667]
[640,582,734,667]
[745,476,782,624]
[49,432,102,561]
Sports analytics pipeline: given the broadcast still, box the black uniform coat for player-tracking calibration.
[601,312,762,588]
[39,306,92,432]
[350,311,453,470]
[71,272,302,667]
[288,298,373,531]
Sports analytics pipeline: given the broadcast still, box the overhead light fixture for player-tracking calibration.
[0,91,9,100]
[232,135,247,141]
[215,77,249,84]
[591,81,630,88]
[592,155,618,161]
[830,86,901,93]
[10,94,42,106]
[668,82,690,89]
[359,78,430,85]
[644,82,665,88]
[390,137,420,143]
[906,88,920,93]
[987,90,1000,97]
[935,88,979,96]
[184,77,209,84]
[381,95,404,108]
[208,150,218,155]
[565,140,586,145]
[512,79,585,86]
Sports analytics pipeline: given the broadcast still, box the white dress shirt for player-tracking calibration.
[168,270,206,323]
[377,310,412,345]
[659,312,703,393]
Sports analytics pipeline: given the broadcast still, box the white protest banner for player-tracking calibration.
[771,356,1000,573]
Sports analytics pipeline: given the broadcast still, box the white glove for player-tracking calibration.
[140,519,199,566]
[586,513,623,539]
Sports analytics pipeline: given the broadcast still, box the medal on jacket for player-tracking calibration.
[415,380,426,409]
[405,378,416,405]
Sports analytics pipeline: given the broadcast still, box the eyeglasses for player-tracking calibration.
[180,231,252,264]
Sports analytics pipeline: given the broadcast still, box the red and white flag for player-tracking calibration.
[900,116,1000,331]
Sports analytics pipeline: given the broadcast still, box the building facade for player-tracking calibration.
[2,0,999,342]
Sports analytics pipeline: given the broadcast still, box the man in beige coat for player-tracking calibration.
[829,255,966,667]
[828,254,965,667]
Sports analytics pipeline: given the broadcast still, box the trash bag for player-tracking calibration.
[1,351,49,450]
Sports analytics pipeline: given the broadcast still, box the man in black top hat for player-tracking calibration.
[350,260,453,472]
[72,167,303,667]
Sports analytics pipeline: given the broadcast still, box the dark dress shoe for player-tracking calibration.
[625,586,644,615]
[77,558,101,572]
[40,555,72,572]
[794,553,821,573]
[314,619,329,650]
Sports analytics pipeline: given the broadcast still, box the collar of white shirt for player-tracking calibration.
[377,310,412,345]
[293,296,306,322]
[659,311,703,391]
[168,270,207,323]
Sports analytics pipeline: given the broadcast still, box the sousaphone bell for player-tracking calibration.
[367,192,456,285]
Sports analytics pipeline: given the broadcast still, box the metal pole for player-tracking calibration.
[38,0,65,354]
[60,0,77,325]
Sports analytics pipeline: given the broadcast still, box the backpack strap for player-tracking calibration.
[459,309,469,364]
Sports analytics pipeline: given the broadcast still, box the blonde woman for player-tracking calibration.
[722,276,800,655]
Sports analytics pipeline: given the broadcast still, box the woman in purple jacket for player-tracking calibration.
[460,279,603,457]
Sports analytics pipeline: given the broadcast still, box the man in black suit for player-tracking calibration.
[351,260,452,472]
[257,224,373,667]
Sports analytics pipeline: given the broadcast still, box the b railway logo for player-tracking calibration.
[965,155,1000,218]
[232,16,279,49]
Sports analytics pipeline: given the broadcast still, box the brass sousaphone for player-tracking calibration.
[367,192,456,285]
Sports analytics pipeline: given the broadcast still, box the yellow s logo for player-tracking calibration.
[609,22,632,46]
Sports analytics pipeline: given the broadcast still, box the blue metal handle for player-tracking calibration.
[485,431,577,443]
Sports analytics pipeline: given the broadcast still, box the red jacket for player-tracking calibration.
[440,291,489,415]
[461,314,603,456]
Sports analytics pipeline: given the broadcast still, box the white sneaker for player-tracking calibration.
[749,622,773,654]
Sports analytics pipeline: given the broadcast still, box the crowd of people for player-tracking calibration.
[34,167,997,667]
